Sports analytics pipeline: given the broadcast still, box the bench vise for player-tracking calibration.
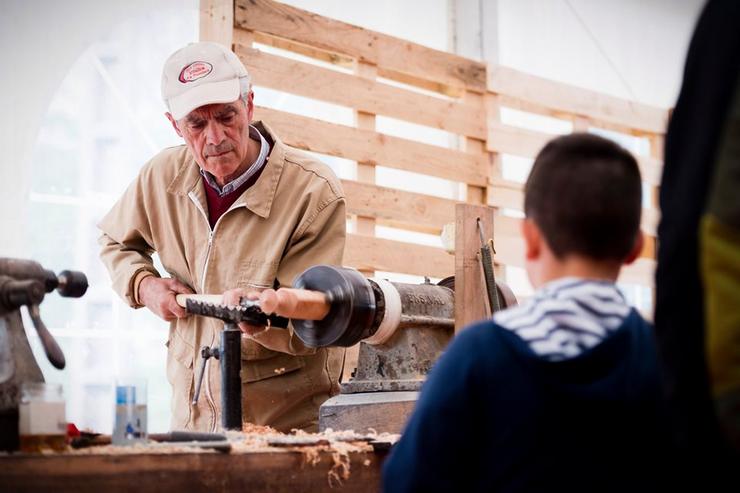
[0,258,88,451]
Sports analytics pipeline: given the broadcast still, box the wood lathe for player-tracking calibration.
[179,264,517,434]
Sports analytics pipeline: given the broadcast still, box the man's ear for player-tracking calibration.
[246,91,254,122]
[165,112,183,138]
[522,218,542,261]
[623,230,644,265]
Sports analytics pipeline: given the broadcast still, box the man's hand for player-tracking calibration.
[222,288,266,336]
[139,276,193,321]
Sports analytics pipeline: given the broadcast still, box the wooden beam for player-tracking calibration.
[237,44,486,140]
[618,258,656,287]
[455,204,495,332]
[488,65,669,134]
[345,234,453,279]
[254,105,487,186]
[488,178,525,210]
[486,121,663,186]
[464,91,487,204]
[648,134,664,211]
[485,93,507,281]
[468,232,652,275]
[200,0,234,47]
[342,180,456,234]
[346,61,379,382]
[249,31,467,98]
[234,0,486,93]
[486,120,552,159]
[486,180,659,237]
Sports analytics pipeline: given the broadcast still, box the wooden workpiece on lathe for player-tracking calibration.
[259,288,330,321]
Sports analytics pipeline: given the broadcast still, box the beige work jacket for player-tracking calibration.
[98,122,346,432]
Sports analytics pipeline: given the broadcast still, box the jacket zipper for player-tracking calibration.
[188,191,248,432]
[187,191,219,431]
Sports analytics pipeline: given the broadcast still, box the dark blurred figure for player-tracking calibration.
[655,0,740,486]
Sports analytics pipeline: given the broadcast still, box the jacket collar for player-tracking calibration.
[166,120,285,219]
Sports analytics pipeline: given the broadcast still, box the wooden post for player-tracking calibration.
[649,134,664,211]
[343,60,378,382]
[485,92,507,282]
[647,133,664,312]
[200,0,234,48]
[455,203,495,332]
[464,91,488,205]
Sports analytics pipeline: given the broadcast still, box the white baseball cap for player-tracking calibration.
[161,42,250,120]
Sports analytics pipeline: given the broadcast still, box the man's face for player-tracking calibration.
[167,92,254,185]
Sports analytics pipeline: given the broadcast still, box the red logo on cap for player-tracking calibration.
[178,61,213,83]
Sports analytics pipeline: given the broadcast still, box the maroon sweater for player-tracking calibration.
[202,163,267,229]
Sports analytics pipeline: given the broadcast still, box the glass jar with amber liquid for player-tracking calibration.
[18,382,67,452]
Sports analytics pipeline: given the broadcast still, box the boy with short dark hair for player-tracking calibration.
[382,133,666,493]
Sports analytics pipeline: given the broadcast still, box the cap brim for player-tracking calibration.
[168,78,241,120]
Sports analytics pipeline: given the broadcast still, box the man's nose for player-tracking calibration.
[205,121,226,145]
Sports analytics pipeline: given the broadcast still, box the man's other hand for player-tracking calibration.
[139,277,193,321]
[222,288,266,336]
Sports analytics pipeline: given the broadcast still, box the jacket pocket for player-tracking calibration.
[240,352,305,383]
[165,332,194,429]
[237,259,279,289]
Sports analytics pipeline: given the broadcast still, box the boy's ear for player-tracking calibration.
[623,231,644,265]
[522,218,542,261]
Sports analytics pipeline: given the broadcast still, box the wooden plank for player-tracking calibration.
[648,135,664,210]
[200,0,234,47]
[353,61,378,258]
[487,120,551,158]
[455,204,495,331]
[344,234,453,279]
[464,91,487,205]
[487,180,659,236]
[342,181,455,234]
[486,121,663,186]
[250,31,467,98]
[488,65,669,134]
[0,449,383,493]
[619,258,656,287]
[480,233,655,280]
[636,155,664,189]
[237,44,487,140]
[252,31,355,68]
[486,93,507,281]
[234,0,486,93]
[488,178,525,210]
[254,105,487,186]
[348,61,378,382]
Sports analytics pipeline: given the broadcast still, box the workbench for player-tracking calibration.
[0,435,389,492]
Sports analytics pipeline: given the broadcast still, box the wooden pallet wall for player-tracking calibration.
[201,0,668,308]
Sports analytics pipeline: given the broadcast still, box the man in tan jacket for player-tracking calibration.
[98,42,346,432]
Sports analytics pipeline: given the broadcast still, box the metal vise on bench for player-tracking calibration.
[0,258,88,451]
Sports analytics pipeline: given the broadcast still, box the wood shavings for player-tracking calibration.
[301,446,322,467]
[241,422,277,435]
[328,449,351,488]
[63,443,211,456]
